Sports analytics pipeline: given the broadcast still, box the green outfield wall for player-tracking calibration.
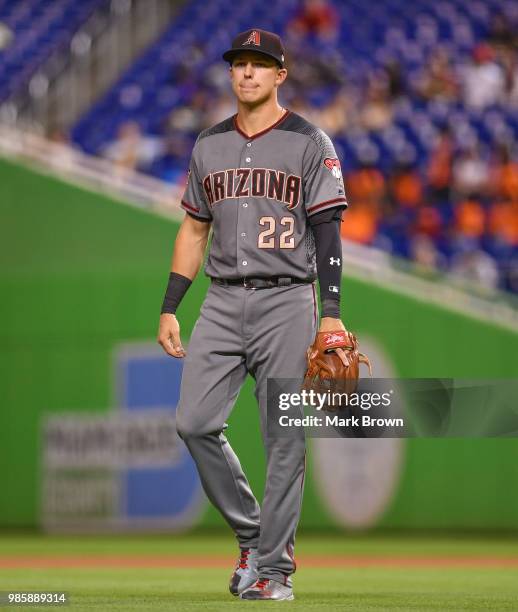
[1,157,518,531]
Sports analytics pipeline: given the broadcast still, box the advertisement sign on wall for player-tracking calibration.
[42,344,207,532]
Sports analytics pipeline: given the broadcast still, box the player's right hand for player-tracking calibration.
[157,313,186,358]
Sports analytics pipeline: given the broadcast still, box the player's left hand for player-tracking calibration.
[318,317,349,367]
[157,313,186,358]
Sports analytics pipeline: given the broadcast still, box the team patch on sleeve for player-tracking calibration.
[324,158,342,180]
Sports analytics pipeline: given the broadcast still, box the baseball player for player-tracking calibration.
[158,28,348,601]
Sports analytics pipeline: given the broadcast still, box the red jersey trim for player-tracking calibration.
[233,109,291,141]
[181,200,212,220]
[181,199,199,213]
[307,197,347,215]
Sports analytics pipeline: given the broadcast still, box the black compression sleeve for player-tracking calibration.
[309,205,345,226]
[312,215,343,319]
[186,211,211,223]
[161,272,192,314]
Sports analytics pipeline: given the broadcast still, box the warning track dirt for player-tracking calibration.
[1,555,517,569]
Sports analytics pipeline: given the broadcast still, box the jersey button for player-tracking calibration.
[242,202,248,208]
[246,142,252,147]
[245,157,251,163]
[242,260,248,266]
[241,232,246,237]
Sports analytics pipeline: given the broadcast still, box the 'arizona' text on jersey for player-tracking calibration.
[181,110,347,281]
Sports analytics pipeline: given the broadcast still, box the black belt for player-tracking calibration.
[212,276,311,289]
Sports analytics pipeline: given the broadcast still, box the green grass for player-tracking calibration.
[1,567,518,611]
[0,534,517,610]
[2,532,518,557]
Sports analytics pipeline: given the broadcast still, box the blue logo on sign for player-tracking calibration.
[115,346,206,527]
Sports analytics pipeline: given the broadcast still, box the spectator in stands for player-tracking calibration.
[449,249,499,292]
[314,86,354,136]
[461,43,505,109]
[486,12,518,105]
[346,150,386,208]
[383,59,406,100]
[499,53,518,103]
[0,21,13,50]
[361,70,393,131]
[488,200,518,246]
[283,44,344,98]
[340,202,379,245]
[489,143,518,202]
[487,12,517,53]
[47,127,79,170]
[388,155,424,210]
[426,125,454,202]
[452,145,489,198]
[71,1,518,296]
[414,206,443,240]
[454,198,486,240]
[415,48,459,102]
[410,234,444,276]
[48,127,72,146]
[287,0,339,42]
[505,54,518,107]
[168,90,209,134]
[102,121,164,172]
[341,149,385,244]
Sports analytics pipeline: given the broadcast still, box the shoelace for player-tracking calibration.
[238,548,250,569]
[254,579,269,590]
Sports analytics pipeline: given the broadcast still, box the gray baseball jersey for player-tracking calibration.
[175,110,346,587]
[180,110,347,279]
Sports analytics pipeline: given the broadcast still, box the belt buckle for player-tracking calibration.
[243,278,254,289]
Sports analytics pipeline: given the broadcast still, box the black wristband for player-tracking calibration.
[321,297,340,319]
[161,272,192,314]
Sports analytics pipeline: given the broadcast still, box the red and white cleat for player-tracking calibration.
[229,547,259,596]
[240,578,294,601]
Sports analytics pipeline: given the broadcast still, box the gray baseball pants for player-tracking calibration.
[176,281,317,585]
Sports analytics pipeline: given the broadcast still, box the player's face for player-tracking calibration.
[230,52,287,106]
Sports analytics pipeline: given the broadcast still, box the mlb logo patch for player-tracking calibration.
[324,158,342,180]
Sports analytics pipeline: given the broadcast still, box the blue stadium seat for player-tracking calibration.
[65,0,518,293]
[0,0,107,102]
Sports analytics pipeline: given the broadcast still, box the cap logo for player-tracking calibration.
[243,30,261,46]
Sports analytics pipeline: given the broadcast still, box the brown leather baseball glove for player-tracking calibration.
[302,329,372,410]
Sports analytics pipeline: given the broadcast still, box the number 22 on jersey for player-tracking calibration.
[257,216,295,249]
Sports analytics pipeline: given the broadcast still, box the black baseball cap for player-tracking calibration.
[222,29,286,68]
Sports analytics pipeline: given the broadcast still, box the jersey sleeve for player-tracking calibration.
[180,147,213,221]
[303,130,348,217]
